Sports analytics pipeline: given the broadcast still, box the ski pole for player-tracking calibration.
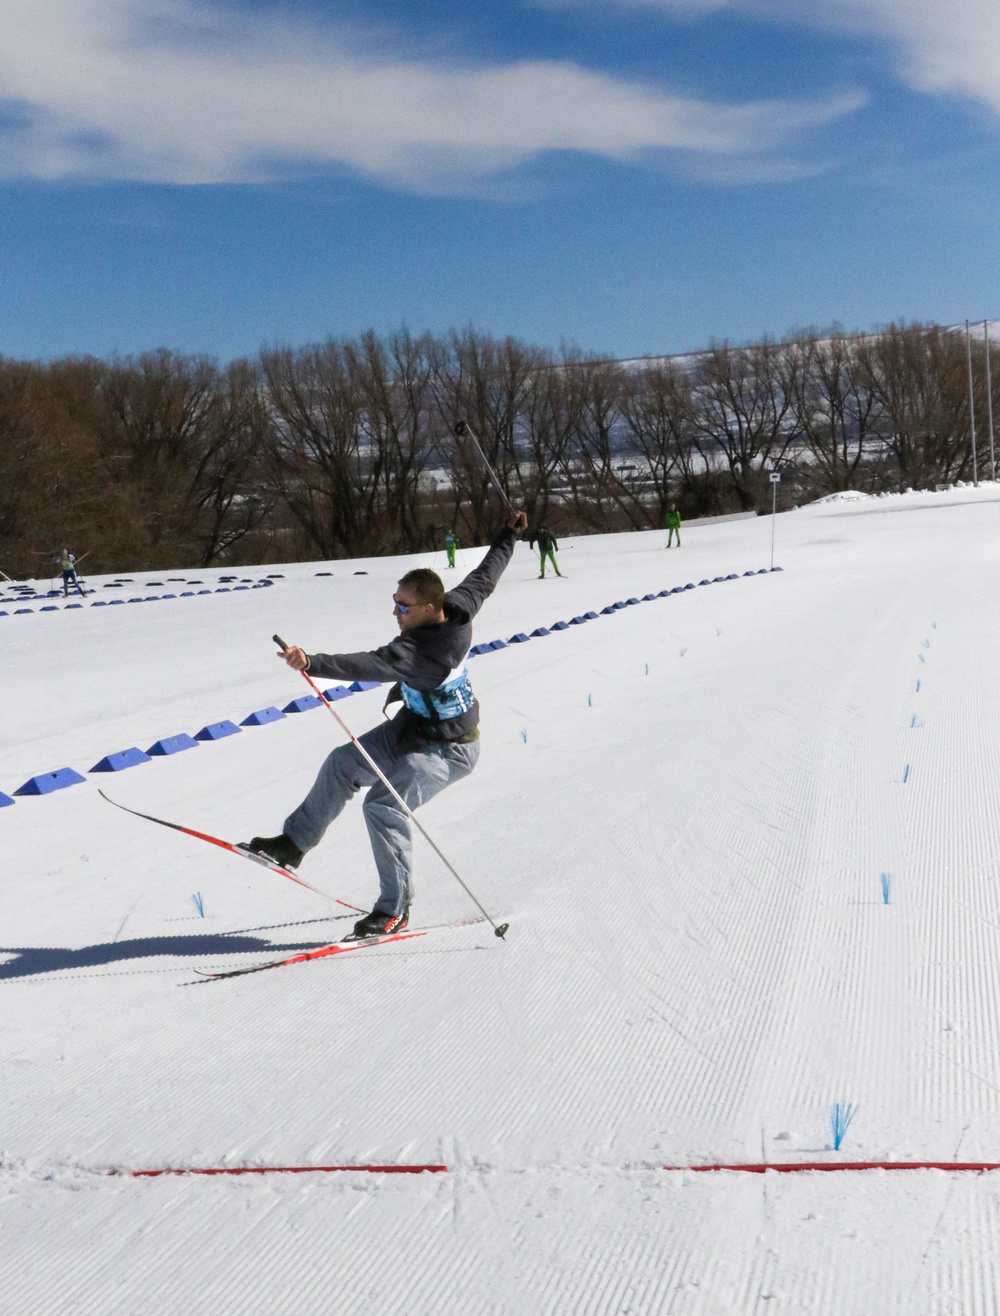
[454,421,516,517]
[274,635,509,939]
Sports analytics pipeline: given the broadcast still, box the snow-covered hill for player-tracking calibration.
[5,486,1000,1313]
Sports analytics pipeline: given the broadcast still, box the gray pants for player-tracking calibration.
[283,721,480,917]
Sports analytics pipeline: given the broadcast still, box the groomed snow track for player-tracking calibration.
[6,492,1000,1313]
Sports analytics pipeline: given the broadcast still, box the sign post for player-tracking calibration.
[769,471,781,569]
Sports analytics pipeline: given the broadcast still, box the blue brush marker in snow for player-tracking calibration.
[830,1102,858,1151]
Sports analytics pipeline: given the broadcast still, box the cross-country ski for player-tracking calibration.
[98,790,360,910]
[193,929,428,979]
[192,916,485,980]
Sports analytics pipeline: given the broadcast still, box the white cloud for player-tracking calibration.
[0,0,863,190]
[577,0,1000,117]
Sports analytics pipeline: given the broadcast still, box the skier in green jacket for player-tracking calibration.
[444,530,459,569]
[665,505,681,548]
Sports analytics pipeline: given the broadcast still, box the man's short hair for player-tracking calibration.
[398,568,445,610]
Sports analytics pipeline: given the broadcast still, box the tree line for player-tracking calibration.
[0,321,995,576]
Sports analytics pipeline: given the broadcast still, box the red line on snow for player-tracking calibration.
[663,1162,1000,1174]
[106,1164,447,1178]
[97,1161,1000,1179]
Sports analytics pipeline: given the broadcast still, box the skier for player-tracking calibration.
[56,548,84,596]
[529,526,561,578]
[444,529,459,569]
[246,508,528,940]
[665,505,682,548]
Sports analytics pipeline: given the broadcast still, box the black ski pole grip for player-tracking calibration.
[273,634,288,652]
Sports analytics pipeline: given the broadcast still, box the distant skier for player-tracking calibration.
[665,505,682,548]
[246,508,528,940]
[56,548,84,596]
[529,527,562,578]
[444,529,459,569]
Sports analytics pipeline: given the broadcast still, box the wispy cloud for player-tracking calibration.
[569,0,1000,117]
[0,0,863,190]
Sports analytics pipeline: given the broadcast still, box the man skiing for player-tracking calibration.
[665,505,682,548]
[444,529,459,568]
[246,508,528,940]
[56,548,84,596]
[529,526,561,578]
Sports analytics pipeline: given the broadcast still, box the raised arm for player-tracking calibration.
[446,511,526,621]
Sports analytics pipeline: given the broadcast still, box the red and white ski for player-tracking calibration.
[194,916,487,980]
[98,790,361,912]
[193,929,427,979]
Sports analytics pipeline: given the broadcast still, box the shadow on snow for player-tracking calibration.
[0,920,349,980]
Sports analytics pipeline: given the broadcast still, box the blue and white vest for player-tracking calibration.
[400,659,476,722]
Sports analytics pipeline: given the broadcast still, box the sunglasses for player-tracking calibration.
[393,597,413,614]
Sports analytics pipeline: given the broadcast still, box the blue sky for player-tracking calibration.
[1,0,999,361]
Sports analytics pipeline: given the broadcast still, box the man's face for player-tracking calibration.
[393,588,437,632]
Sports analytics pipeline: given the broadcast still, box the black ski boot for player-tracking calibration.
[346,907,409,941]
[242,833,304,869]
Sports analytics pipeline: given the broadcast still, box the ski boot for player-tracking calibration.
[345,907,410,941]
[242,833,304,869]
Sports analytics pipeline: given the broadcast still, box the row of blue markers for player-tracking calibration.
[0,578,277,614]
[1,566,781,807]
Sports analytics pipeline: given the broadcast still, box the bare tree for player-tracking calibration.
[191,358,276,566]
[618,359,693,523]
[346,329,435,553]
[0,360,48,578]
[864,324,979,488]
[5,357,133,575]
[558,353,650,530]
[261,341,379,558]
[517,352,573,525]
[788,331,883,493]
[428,329,538,542]
[97,350,230,564]
[689,338,801,509]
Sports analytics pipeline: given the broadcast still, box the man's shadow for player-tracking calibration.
[0,916,352,980]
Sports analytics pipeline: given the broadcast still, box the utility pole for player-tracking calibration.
[985,320,996,483]
[966,319,979,486]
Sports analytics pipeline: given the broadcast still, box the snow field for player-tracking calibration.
[5,488,1000,1312]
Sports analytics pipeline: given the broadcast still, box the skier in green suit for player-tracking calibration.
[444,530,459,569]
[665,505,681,548]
